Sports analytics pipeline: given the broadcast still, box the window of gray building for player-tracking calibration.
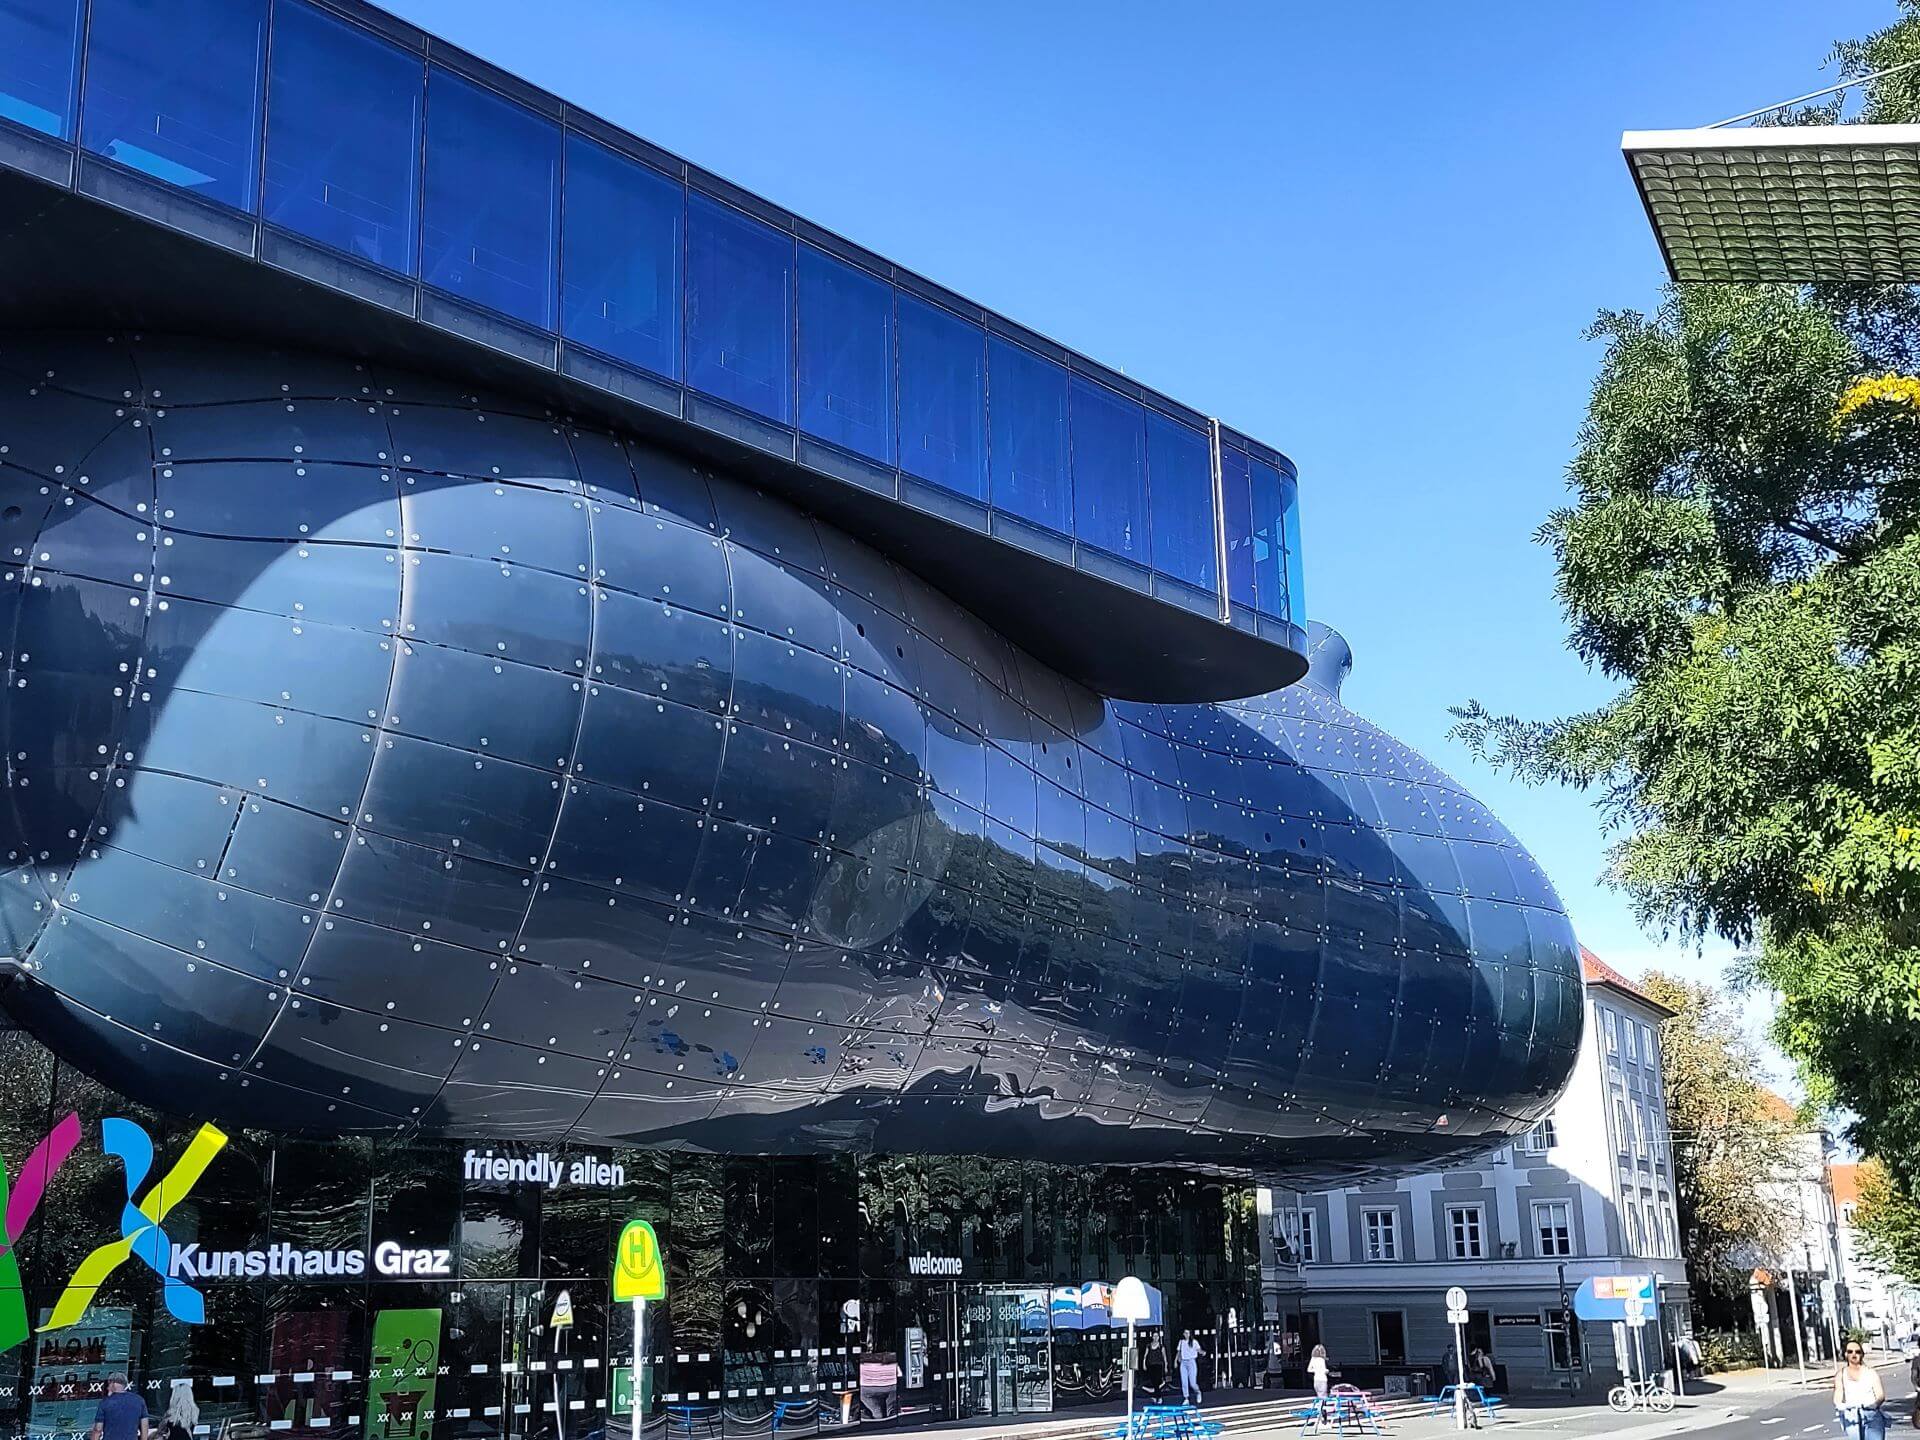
[1533,1200,1573,1258]
[1362,1208,1399,1262]
[1446,1204,1485,1261]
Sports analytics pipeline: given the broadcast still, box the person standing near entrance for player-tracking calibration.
[91,1375,148,1440]
[1177,1330,1205,1406]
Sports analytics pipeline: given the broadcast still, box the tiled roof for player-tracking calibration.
[1579,946,1676,1017]
[1831,1161,1863,1208]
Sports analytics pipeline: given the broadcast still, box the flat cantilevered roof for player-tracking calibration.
[1624,123,1920,282]
[0,0,1308,702]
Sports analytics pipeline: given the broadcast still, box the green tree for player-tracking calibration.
[1638,973,1794,1317]
[1453,7,1920,1186]
[1853,1157,1920,1285]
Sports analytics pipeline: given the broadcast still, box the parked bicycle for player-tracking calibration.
[1606,1377,1675,1414]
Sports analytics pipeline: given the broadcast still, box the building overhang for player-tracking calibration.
[1624,123,1920,283]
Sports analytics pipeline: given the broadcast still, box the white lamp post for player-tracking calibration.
[1113,1277,1152,1438]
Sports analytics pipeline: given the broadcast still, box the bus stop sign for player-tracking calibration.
[614,1219,666,1302]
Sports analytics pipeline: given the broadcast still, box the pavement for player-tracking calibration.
[902,1355,1916,1439]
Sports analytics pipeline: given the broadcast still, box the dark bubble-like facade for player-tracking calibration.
[0,334,1580,1184]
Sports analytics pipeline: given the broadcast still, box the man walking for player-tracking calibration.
[91,1374,148,1440]
[1177,1330,1205,1407]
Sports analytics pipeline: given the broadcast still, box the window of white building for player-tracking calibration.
[1623,1019,1637,1061]
[1362,1207,1400,1262]
[1447,1204,1486,1260]
[1640,1021,1656,1063]
[1604,1009,1618,1053]
[1520,1118,1557,1154]
[1534,1200,1574,1257]
[1614,1097,1632,1153]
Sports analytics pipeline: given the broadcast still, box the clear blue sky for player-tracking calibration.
[387,0,1886,999]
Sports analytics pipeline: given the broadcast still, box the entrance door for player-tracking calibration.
[949,1287,1053,1419]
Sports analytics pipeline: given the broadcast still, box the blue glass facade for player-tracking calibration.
[0,0,1304,632]
[421,66,560,328]
[0,0,80,138]
[263,0,421,273]
[80,0,265,209]
[561,133,683,380]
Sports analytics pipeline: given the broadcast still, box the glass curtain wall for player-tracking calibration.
[0,1027,1262,1439]
[0,0,1305,623]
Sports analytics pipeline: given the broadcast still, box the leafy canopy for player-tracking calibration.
[1453,4,1920,1223]
[1638,972,1794,1304]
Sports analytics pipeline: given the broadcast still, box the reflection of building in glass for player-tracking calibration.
[0,0,1584,1430]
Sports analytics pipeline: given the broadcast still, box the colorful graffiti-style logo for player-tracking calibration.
[0,1115,228,1352]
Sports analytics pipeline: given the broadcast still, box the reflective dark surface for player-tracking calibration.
[0,335,1579,1184]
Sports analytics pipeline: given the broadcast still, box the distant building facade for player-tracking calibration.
[1832,1163,1918,1346]
[1259,950,1689,1395]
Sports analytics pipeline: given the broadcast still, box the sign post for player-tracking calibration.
[1113,1277,1151,1437]
[613,1220,667,1440]
[1445,1286,1470,1431]
[549,1289,574,1440]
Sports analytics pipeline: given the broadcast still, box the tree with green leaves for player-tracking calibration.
[1637,973,1795,1320]
[1853,1157,1920,1286]
[1453,6,1920,1232]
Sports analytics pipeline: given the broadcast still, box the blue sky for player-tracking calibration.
[388,0,1885,1009]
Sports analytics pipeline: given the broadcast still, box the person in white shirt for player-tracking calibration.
[1307,1344,1330,1405]
[1177,1331,1205,1406]
[1832,1340,1886,1439]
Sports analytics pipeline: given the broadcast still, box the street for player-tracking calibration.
[1422,1363,1919,1439]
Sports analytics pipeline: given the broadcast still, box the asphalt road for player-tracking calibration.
[1686,1367,1915,1440]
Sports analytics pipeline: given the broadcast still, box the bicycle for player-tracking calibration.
[1606,1377,1675,1413]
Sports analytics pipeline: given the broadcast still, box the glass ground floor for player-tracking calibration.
[0,1024,1263,1439]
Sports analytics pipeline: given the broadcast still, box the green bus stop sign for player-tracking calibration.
[613,1219,665,1302]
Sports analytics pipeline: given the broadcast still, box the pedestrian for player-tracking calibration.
[1307,1344,1330,1402]
[1833,1338,1887,1440]
[90,1374,148,1440]
[1177,1329,1205,1407]
[163,1380,198,1440]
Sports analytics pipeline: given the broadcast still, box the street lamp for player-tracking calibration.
[1114,1277,1152,1438]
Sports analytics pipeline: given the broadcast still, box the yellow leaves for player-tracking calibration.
[1807,873,1828,898]
[1837,372,1920,421]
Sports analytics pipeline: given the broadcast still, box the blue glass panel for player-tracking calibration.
[0,0,81,138]
[1248,455,1288,621]
[797,246,893,464]
[561,133,682,379]
[1069,377,1147,562]
[1146,412,1216,591]
[80,0,266,210]
[1220,447,1255,609]
[987,338,1069,533]
[1282,470,1306,623]
[686,193,793,423]
[262,1,421,274]
[897,295,986,499]
[421,68,559,329]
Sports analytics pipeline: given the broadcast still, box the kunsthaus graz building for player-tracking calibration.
[0,1,1582,1435]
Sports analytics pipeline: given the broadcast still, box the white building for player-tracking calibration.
[1259,949,1689,1395]
[1831,1162,1915,1350]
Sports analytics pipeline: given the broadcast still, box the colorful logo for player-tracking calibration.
[0,1114,227,1351]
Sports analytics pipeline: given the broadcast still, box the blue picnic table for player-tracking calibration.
[1424,1383,1505,1424]
[1298,1386,1386,1434]
[1104,1402,1224,1439]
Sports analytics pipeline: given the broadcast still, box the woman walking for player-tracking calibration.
[1833,1339,1887,1439]
[1307,1343,1331,1422]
